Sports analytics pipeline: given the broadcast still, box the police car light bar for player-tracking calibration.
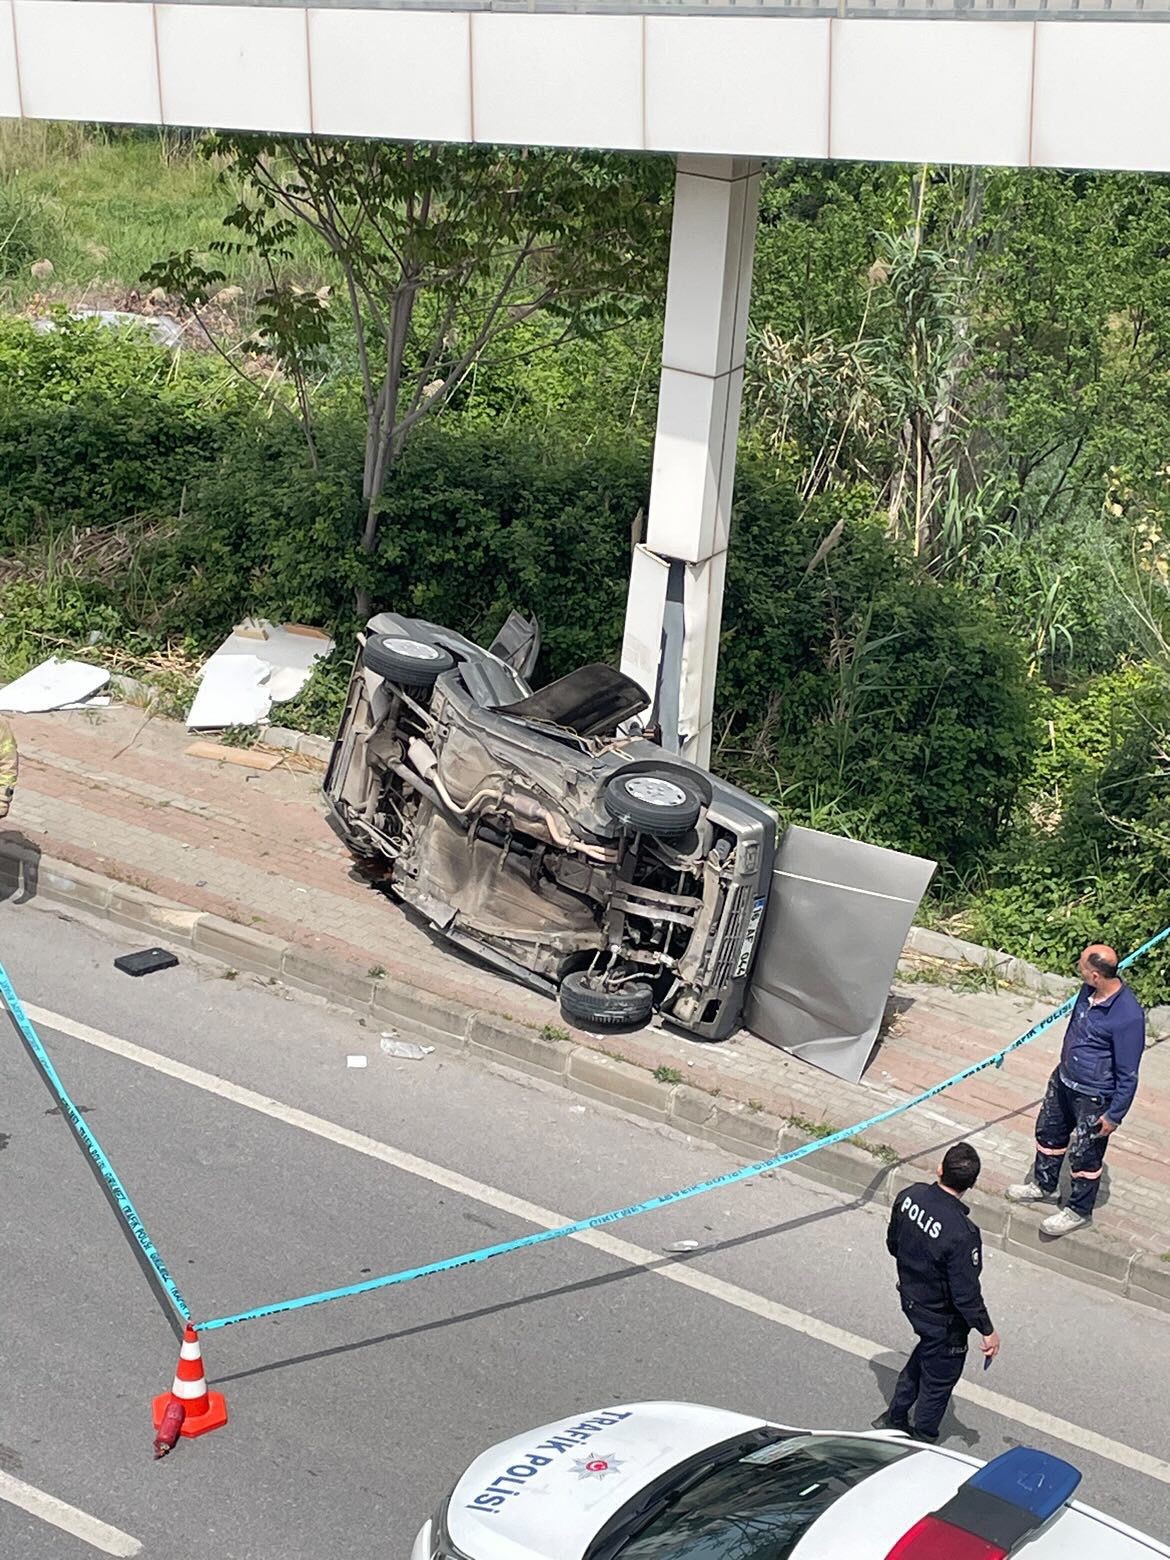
[885,1519,1006,1560]
[884,1448,1082,1560]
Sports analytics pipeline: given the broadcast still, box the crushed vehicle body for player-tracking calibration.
[323,611,778,1040]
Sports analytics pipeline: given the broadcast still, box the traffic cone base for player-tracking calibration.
[152,1389,228,1438]
[153,1326,228,1444]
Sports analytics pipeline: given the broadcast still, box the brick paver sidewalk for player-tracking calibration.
[6,704,1170,1261]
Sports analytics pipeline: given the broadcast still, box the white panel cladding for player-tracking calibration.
[632,157,758,765]
[156,4,311,132]
[660,164,756,379]
[309,9,471,143]
[622,545,671,707]
[1033,22,1170,172]
[9,8,1170,174]
[470,13,643,150]
[645,16,830,158]
[830,19,1035,168]
[0,2,22,117]
[14,1,160,124]
[649,366,730,566]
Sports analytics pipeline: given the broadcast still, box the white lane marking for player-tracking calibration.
[28,1004,1170,1489]
[0,1471,141,1557]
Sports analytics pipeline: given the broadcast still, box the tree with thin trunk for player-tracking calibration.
[145,137,671,610]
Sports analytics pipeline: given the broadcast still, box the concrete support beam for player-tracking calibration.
[621,155,760,767]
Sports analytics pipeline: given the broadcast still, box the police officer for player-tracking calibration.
[0,715,16,820]
[873,1142,1000,1442]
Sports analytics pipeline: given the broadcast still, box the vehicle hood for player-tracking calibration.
[494,664,650,738]
[790,1444,1170,1559]
[445,1401,767,1560]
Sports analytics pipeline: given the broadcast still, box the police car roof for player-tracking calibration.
[443,1403,1170,1560]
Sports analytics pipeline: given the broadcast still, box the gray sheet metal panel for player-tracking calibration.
[744,825,936,1083]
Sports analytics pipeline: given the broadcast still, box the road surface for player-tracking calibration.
[2,897,1168,1558]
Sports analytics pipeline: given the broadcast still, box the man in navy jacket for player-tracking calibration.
[1007,943,1146,1237]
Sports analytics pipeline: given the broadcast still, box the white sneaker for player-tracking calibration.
[1005,1182,1053,1204]
[1041,1207,1089,1237]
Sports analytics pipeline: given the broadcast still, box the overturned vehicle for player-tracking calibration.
[324,612,936,1066]
[325,611,778,1040]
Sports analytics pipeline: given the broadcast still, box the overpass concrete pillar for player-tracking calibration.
[621,155,761,768]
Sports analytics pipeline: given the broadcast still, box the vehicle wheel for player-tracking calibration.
[559,970,655,1030]
[363,634,455,688]
[603,766,703,839]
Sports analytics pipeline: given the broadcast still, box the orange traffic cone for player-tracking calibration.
[152,1326,228,1440]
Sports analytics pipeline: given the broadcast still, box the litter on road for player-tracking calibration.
[113,949,179,978]
[0,656,110,713]
[380,1036,434,1059]
[346,1054,368,1068]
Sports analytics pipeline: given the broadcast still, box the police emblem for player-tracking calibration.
[573,1454,624,1480]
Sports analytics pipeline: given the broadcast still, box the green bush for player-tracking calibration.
[376,425,646,677]
[151,415,649,677]
[0,574,132,676]
[145,414,367,643]
[720,466,1037,868]
[0,316,248,547]
[959,667,1170,1000]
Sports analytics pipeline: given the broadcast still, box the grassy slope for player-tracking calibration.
[0,124,325,305]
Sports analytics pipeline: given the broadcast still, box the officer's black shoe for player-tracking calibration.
[909,1425,940,1443]
[871,1411,911,1434]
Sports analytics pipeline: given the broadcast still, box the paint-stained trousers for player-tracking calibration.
[1032,1068,1110,1217]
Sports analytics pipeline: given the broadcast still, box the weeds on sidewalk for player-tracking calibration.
[899,958,1004,995]
[787,1114,834,1140]
[855,1140,901,1167]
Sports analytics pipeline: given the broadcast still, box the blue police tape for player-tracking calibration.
[7,924,1167,1337]
[0,960,191,1323]
[197,922,1170,1333]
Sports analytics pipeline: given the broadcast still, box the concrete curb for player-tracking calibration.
[260,725,333,763]
[903,925,1079,1002]
[9,837,1169,1318]
[901,927,1170,1038]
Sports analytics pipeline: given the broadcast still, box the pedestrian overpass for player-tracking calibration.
[5,0,1170,760]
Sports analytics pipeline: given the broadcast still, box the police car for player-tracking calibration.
[412,1401,1170,1560]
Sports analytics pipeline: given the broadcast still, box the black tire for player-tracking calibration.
[603,766,703,839]
[559,970,655,1030]
[363,633,454,688]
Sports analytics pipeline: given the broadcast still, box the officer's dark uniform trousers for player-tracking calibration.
[886,1182,993,1440]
